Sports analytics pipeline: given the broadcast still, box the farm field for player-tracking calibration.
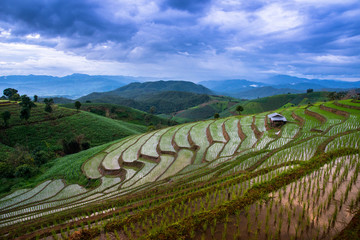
[0,99,359,239]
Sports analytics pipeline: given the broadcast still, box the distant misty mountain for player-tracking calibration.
[269,75,360,90]
[1,73,358,100]
[0,74,156,99]
[230,86,303,99]
[201,75,360,99]
[199,79,268,94]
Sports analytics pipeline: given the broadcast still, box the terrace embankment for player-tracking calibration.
[334,101,360,110]
[320,104,349,118]
[251,116,263,140]
[305,109,326,124]
[292,111,305,127]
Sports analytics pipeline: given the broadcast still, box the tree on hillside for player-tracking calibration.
[1,111,11,127]
[44,98,54,113]
[149,106,156,114]
[144,114,151,125]
[3,88,19,100]
[307,89,314,93]
[14,164,37,178]
[214,113,220,119]
[75,101,81,112]
[19,95,36,110]
[20,107,30,122]
[34,95,38,102]
[44,104,52,113]
[236,105,244,115]
[12,93,20,101]
[18,95,36,122]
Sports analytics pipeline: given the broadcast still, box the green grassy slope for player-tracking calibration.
[77,91,213,114]
[170,96,240,122]
[60,102,176,127]
[171,91,329,122]
[226,91,329,115]
[0,103,147,195]
[0,105,146,151]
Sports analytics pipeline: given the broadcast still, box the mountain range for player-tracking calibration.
[199,75,360,99]
[1,74,359,100]
[0,74,157,99]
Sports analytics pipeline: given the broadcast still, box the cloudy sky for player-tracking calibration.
[0,0,359,82]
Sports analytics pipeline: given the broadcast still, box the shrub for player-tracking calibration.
[0,162,15,178]
[15,164,37,178]
[32,149,52,166]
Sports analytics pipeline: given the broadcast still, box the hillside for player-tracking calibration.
[170,95,240,122]
[0,103,146,150]
[0,102,147,193]
[79,80,213,101]
[0,98,359,239]
[170,91,330,122]
[78,90,212,114]
[60,102,177,126]
[222,91,330,116]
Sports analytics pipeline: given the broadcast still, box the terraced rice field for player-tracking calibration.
[0,99,360,240]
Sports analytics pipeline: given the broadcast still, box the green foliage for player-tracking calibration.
[228,91,330,115]
[18,95,37,122]
[44,104,53,113]
[79,91,211,114]
[149,106,156,114]
[1,111,146,152]
[236,105,244,114]
[3,88,19,101]
[75,101,82,111]
[35,143,112,186]
[20,107,30,121]
[328,91,347,100]
[0,162,15,178]
[214,113,220,119]
[32,148,53,166]
[60,102,176,127]
[15,164,37,178]
[19,95,36,110]
[43,97,55,115]
[1,110,11,127]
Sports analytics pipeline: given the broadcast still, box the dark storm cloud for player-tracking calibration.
[161,0,212,13]
[0,0,359,80]
[0,0,137,44]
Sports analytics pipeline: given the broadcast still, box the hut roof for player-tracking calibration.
[268,113,287,122]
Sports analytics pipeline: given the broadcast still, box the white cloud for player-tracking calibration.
[226,46,246,52]
[0,28,11,38]
[200,9,244,31]
[200,3,304,36]
[0,42,132,76]
[294,0,357,6]
[255,3,304,34]
[26,33,41,39]
[313,54,358,64]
